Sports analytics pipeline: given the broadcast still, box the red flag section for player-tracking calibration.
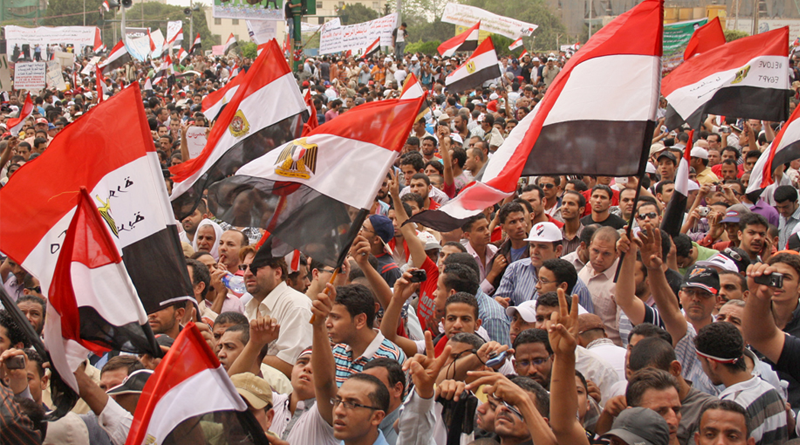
[748,104,800,193]
[438,21,480,57]
[684,17,726,60]
[7,94,33,136]
[125,322,248,445]
[302,88,318,136]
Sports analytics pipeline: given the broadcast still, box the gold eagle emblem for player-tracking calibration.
[95,195,119,237]
[731,65,750,84]
[275,138,318,179]
[466,61,477,74]
[229,110,250,137]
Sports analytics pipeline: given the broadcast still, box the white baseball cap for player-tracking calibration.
[524,222,562,243]
[696,253,739,272]
[506,300,537,322]
[690,147,709,159]
[417,231,441,251]
[450,133,464,145]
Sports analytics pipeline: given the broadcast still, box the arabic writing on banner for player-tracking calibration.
[46,61,67,91]
[663,18,707,73]
[441,3,537,40]
[319,13,397,55]
[5,26,97,56]
[14,62,46,90]
[213,0,284,21]
[247,20,278,44]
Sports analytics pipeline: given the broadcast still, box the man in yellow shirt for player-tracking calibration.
[691,147,720,186]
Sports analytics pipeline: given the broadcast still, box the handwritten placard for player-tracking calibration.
[14,62,46,90]
[186,126,207,159]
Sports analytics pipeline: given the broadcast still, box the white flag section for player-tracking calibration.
[441,3,537,39]
[166,21,183,44]
[319,13,397,55]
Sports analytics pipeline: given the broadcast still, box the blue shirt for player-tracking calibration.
[475,288,511,347]
[332,332,406,386]
[496,258,595,313]
[340,430,390,445]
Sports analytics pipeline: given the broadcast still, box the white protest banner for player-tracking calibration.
[441,3,537,39]
[5,26,96,57]
[247,20,278,44]
[149,29,166,58]
[167,21,183,44]
[46,61,67,91]
[14,62,46,90]
[81,56,102,75]
[319,13,397,55]
[186,126,207,159]
[0,56,11,92]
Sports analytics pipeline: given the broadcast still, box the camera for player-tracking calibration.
[697,206,709,217]
[753,272,783,288]
[409,269,427,283]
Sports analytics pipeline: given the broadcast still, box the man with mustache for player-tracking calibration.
[737,213,770,263]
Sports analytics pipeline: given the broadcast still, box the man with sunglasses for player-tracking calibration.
[635,200,662,229]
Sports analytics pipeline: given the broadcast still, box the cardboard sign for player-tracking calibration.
[45,61,67,91]
[14,62,46,90]
[186,126,207,159]
[319,13,397,55]
[81,56,101,76]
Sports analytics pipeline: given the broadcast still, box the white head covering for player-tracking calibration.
[192,219,223,260]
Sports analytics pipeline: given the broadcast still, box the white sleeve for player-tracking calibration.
[98,398,133,445]
[396,392,438,445]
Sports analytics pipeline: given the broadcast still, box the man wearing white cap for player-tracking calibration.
[690,146,719,186]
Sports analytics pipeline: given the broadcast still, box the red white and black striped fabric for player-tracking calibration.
[201,71,244,120]
[748,105,800,193]
[439,21,480,57]
[224,33,238,55]
[509,37,523,51]
[147,29,157,56]
[661,131,693,237]
[43,188,154,394]
[410,0,662,232]
[168,29,183,46]
[93,27,106,54]
[445,36,501,93]
[177,47,188,64]
[7,94,33,136]
[95,65,105,103]
[0,84,194,317]
[126,322,255,445]
[362,37,380,60]
[302,88,318,135]
[662,27,790,130]
[102,0,110,11]
[190,33,202,55]
[683,16,725,60]
[170,39,307,221]
[98,40,132,75]
[206,95,425,266]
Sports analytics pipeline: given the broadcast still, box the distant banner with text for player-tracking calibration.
[662,18,707,72]
[441,4,537,40]
[14,62,46,90]
[319,13,397,55]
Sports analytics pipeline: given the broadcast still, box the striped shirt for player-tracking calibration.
[475,288,511,347]
[720,376,789,445]
[0,384,40,445]
[332,332,406,386]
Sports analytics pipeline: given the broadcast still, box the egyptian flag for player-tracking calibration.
[302,88,318,136]
[43,188,155,394]
[190,33,202,55]
[167,29,183,46]
[439,21,480,57]
[445,36,501,93]
[509,37,523,51]
[102,0,110,11]
[143,77,153,91]
[662,27,790,130]
[170,39,307,221]
[7,94,33,136]
[126,323,267,445]
[361,37,380,60]
[201,68,245,120]
[99,40,131,75]
[93,28,106,54]
[205,95,426,267]
[177,47,188,64]
[224,33,238,55]
[409,0,662,232]
[153,63,168,86]
[748,105,800,193]
[684,17,725,60]
[0,84,194,317]
[661,131,693,237]
[400,73,431,120]
[520,48,529,58]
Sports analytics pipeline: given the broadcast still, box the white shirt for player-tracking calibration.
[270,394,337,445]
[586,338,628,382]
[576,346,620,407]
[245,282,313,365]
[98,398,133,445]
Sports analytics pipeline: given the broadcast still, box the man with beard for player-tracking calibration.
[737,213,769,262]
[560,191,586,255]
[180,199,210,244]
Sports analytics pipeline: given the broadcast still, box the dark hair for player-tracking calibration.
[24,348,44,378]
[513,198,534,214]
[451,147,467,168]
[422,136,438,148]
[513,328,552,354]
[442,241,467,253]
[224,323,250,345]
[16,294,45,316]
[347,373,390,412]
[694,322,747,371]
[738,212,768,231]
[774,185,798,204]
[411,172,431,186]
[186,258,211,298]
[721,146,739,159]
[655,180,674,195]
[563,190,586,208]
[102,355,145,375]
[628,323,673,345]
[672,233,693,258]
[698,400,751,437]
[629,337,676,373]
[509,375,550,417]
[443,252,479,278]
[424,160,443,175]
[450,332,485,349]
[461,214,487,232]
[401,193,425,210]
[580,224,599,246]
[591,184,613,200]
[216,311,249,327]
[445,292,480,319]
[0,310,28,348]
[521,184,544,201]
[334,284,377,328]
[566,179,588,192]
[718,270,747,291]
[540,259,578,294]
[497,202,525,224]
[536,175,560,187]
[626,368,679,407]
[744,150,761,161]
[768,253,800,280]
[406,136,420,147]
[399,152,425,172]
[536,291,571,312]
[442,263,480,296]
[362,357,406,397]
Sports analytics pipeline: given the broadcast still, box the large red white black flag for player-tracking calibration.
[438,21,480,57]
[445,36,501,93]
[662,27,790,130]
[748,104,800,193]
[0,84,193,316]
[410,0,662,231]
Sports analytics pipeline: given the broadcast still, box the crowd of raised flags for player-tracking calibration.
[2,0,800,443]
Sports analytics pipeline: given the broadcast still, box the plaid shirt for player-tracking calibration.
[0,384,41,444]
[333,332,406,386]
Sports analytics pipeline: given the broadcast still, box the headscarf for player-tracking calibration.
[192,219,223,260]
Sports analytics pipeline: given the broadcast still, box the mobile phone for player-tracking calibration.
[5,356,25,370]
[753,272,783,288]
[409,269,427,283]
[485,351,507,368]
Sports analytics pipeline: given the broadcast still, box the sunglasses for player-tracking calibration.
[238,263,266,273]
[636,212,659,220]
[722,248,743,262]
[540,183,556,189]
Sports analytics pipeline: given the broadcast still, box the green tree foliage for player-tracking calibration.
[402,0,449,21]
[724,29,749,42]
[43,0,102,27]
[461,0,567,50]
[406,17,455,45]
[405,39,440,54]
[338,3,379,25]
[240,41,257,58]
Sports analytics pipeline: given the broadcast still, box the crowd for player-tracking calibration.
[1,30,800,445]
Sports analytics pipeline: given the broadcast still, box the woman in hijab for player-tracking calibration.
[192,219,223,261]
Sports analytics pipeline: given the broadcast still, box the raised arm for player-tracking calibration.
[179,122,190,162]
[743,263,785,362]
[389,170,426,268]
[310,284,338,426]
[351,235,392,309]
[614,231,648,325]
[633,224,687,346]
[379,270,420,358]
[227,316,280,376]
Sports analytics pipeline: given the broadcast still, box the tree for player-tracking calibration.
[406,17,455,46]
[338,3,379,25]
[724,29,749,42]
[43,0,105,27]
[402,0,449,21]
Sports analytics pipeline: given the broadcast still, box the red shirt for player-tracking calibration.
[581,188,620,217]
[417,256,439,333]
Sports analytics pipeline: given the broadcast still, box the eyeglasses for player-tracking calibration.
[320,268,336,274]
[238,263,265,273]
[25,286,41,293]
[515,357,550,368]
[681,288,715,299]
[489,394,524,420]
[722,248,743,262]
[636,212,658,220]
[360,225,375,234]
[536,276,555,286]
[330,398,382,411]
[540,183,556,189]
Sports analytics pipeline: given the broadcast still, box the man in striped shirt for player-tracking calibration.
[328,284,406,386]
[695,322,788,444]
